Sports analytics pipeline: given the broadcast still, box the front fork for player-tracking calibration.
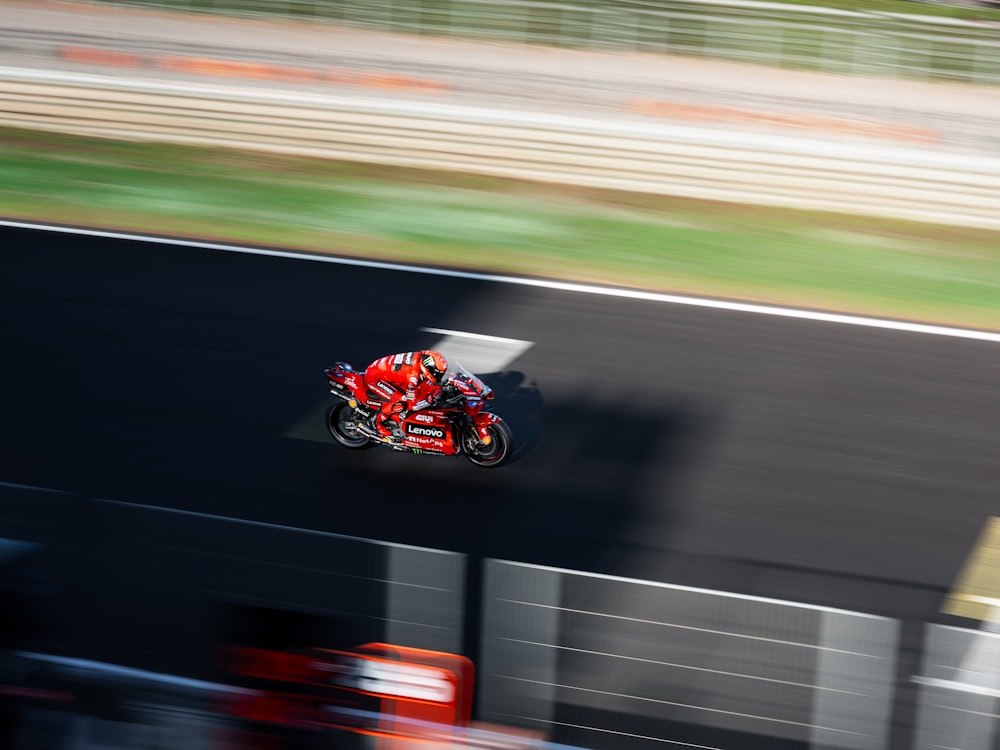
[471,412,501,446]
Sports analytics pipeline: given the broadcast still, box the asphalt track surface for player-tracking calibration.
[2,224,1000,747]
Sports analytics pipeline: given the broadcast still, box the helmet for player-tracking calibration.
[420,351,448,384]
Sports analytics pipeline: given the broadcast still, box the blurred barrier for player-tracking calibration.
[912,623,1000,750]
[627,99,941,146]
[45,43,959,149]
[57,46,451,92]
[5,481,982,750]
[8,653,555,749]
[0,484,468,666]
[479,560,898,750]
[89,498,469,657]
[3,66,1000,229]
[75,0,1000,86]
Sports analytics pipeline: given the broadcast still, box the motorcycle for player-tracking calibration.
[323,361,514,468]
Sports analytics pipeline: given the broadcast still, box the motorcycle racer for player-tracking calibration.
[363,351,448,440]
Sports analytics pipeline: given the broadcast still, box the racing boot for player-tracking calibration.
[377,415,405,443]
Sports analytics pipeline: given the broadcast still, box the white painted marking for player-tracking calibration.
[5,220,1000,343]
[421,326,533,374]
[959,595,1000,606]
[421,327,530,345]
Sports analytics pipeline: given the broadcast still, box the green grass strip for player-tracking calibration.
[2,126,999,331]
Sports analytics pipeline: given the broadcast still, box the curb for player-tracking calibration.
[628,98,941,145]
[57,45,451,94]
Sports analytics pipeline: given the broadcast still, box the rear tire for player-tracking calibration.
[327,403,374,450]
[462,420,513,468]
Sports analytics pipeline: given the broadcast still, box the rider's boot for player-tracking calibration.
[377,415,404,442]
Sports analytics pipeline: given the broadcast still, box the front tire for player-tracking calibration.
[462,420,513,468]
[327,403,374,450]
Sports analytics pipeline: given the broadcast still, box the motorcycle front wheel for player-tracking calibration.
[327,403,374,450]
[462,420,513,468]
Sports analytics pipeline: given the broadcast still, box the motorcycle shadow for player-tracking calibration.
[477,370,543,465]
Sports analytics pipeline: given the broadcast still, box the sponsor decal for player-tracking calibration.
[392,353,405,371]
[373,381,395,398]
[406,423,446,439]
[344,376,358,389]
[404,352,414,365]
[414,413,435,423]
[330,657,455,703]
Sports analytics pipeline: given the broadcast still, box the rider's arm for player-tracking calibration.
[404,372,419,404]
[409,383,441,411]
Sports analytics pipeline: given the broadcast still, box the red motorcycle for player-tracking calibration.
[324,361,514,468]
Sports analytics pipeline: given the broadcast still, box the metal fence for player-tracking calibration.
[479,560,899,750]
[913,623,1000,750]
[0,484,468,673]
[76,0,1000,85]
[12,483,1000,750]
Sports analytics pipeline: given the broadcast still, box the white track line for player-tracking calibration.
[5,220,999,343]
[421,327,533,373]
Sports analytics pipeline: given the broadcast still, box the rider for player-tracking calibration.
[363,350,448,440]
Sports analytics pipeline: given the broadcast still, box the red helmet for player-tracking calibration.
[420,351,448,384]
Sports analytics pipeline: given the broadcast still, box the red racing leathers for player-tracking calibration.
[363,352,443,436]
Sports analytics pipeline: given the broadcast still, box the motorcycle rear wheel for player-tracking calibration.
[327,403,374,450]
[462,420,513,468]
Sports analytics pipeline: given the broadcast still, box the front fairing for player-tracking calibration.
[445,363,500,443]
[446,363,493,409]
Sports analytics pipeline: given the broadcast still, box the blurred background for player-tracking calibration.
[2,0,1000,749]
